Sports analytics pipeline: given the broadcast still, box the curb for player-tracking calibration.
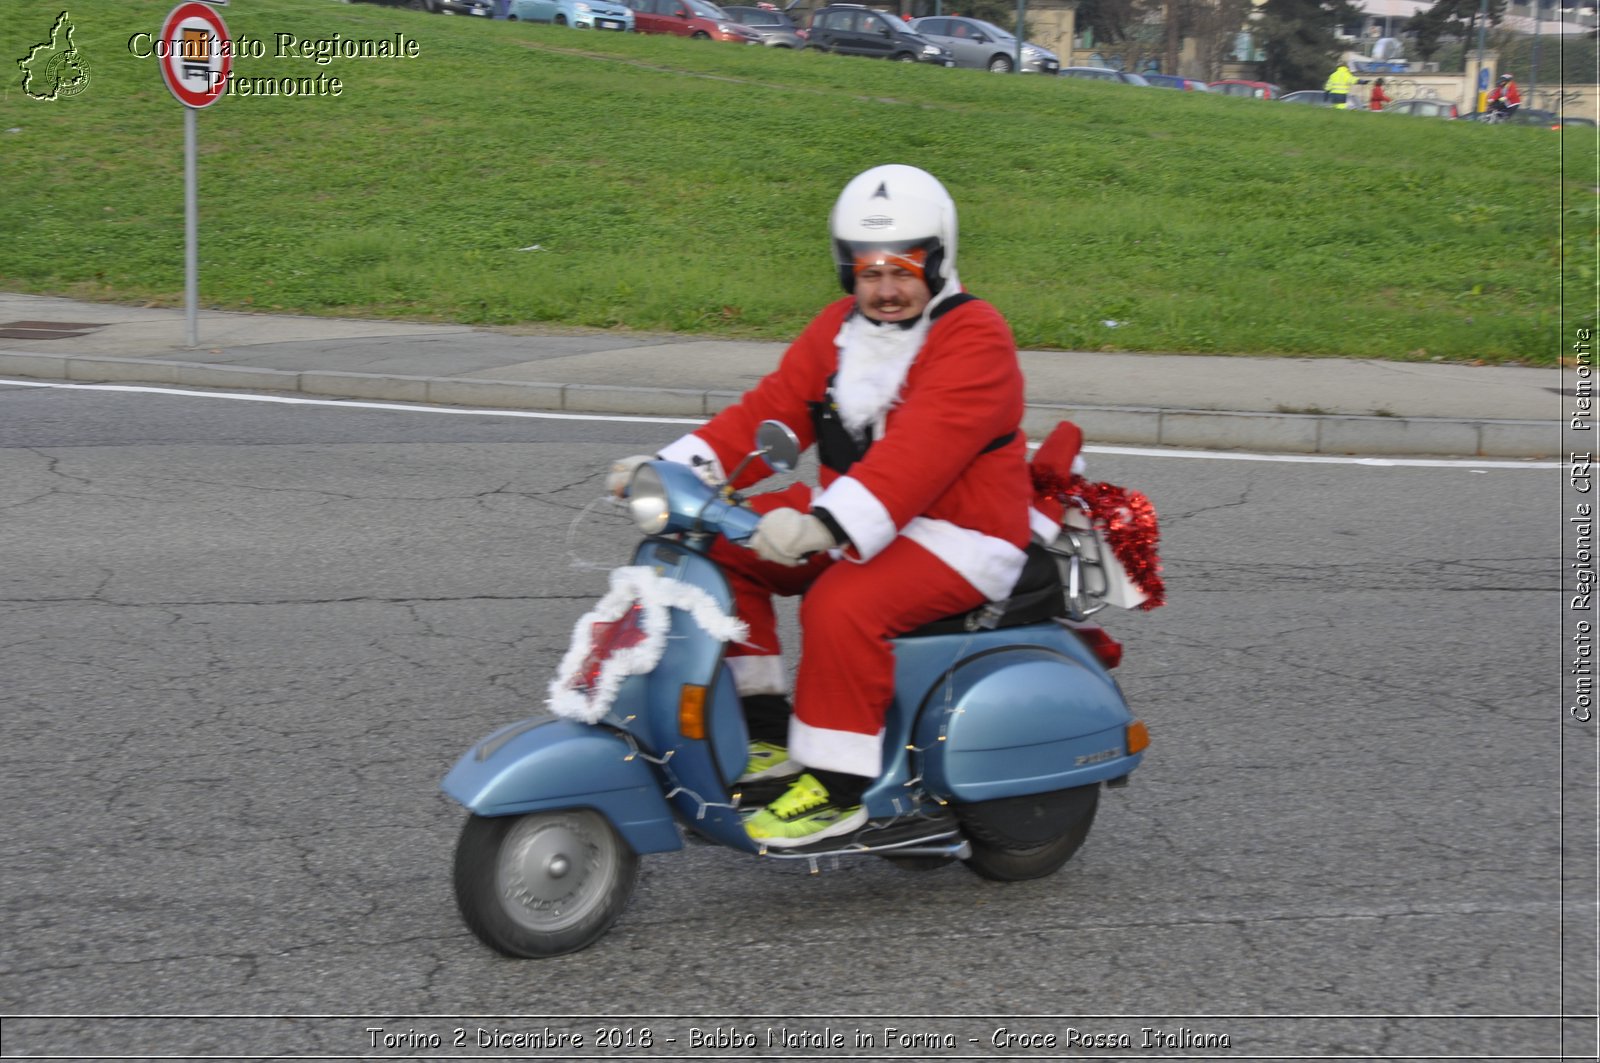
[0,351,1559,459]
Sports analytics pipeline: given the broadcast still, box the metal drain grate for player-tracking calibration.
[0,320,108,340]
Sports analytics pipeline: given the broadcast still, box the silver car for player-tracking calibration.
[907,16,1057,73]
[723,4,804,46]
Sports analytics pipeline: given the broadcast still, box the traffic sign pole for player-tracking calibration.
[156,1,230,346]
[185,106,199,348]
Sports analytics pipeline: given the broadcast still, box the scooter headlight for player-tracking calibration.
[626,463,671,534]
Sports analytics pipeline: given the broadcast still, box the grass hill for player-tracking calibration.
[2,0,1592,361]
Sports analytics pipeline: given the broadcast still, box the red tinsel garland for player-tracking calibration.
[1032,470,1167,611]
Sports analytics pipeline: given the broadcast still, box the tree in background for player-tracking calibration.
[1177,0,1256,77]
[1254,0,1361,88]
[1072,0,1154,47]
[903,0,1033,28]
[1404,0,1507,67]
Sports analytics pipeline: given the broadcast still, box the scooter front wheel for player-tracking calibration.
[453,809,639,957]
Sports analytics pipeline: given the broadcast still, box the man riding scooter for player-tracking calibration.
[1487,72,1521,120]
[607,164,1036,848]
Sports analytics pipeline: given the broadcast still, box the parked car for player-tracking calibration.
[905,16,1057,74]
[1142,73,1211,91]
[722,5,805,45]
[507,0,634,29]
[1279,89,1340,106]
[624,0,761,41]
[804,5,954,64]
[1058,66,1149,85]
[365,0,493,14]
[1383,98,1460,119]
[1208,79,1283,99]
[1464,106,1590,128]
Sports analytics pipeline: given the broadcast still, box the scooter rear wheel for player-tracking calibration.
[453,809,638,957]
[957,784,1100,882]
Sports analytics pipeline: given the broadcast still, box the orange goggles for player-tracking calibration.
[852,246,928,280]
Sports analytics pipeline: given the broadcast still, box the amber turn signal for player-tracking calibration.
[678,684,708,739]
[1126,720,1150,755]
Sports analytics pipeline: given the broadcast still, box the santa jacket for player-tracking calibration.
[657,294,1034,601]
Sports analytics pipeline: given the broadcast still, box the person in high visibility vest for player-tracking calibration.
[1324,62,1357,109]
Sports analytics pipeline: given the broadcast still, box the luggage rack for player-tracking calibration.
[1045,503,1116,621]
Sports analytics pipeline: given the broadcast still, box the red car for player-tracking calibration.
[624,0,762,42]
[1208,79,1284,99]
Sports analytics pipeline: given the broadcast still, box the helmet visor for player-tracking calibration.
[839,238,936,282]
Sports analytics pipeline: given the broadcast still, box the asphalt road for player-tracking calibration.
[0,381,1591,1061]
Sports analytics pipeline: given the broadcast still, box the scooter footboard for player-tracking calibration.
[442,717,682,855]
[913,647,1142,803]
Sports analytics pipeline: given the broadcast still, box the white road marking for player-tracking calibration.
[0,377,1561,470]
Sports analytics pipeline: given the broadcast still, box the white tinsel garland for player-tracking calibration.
[547,566,749,724]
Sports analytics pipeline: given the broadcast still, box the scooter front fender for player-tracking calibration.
[441,718,682,855]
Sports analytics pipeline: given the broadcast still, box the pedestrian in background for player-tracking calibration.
[1368,77,1389,111]
[1324,61,1357,109]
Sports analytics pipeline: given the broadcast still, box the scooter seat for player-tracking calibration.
[902,542,1065,638]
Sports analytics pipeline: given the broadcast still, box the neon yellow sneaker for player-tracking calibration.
[744,773,866,848]
[739,740,803,783]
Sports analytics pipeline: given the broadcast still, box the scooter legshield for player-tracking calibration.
[442,717,682,855]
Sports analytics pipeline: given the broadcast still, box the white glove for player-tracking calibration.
[750,508,836,567]
[606,454,654,497]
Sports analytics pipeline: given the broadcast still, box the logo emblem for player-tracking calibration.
[18,11,90,101]
[860,215,894,230]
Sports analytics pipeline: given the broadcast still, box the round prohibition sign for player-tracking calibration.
[157,1,232,108]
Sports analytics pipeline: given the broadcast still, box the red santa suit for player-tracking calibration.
[655,289,1033,778]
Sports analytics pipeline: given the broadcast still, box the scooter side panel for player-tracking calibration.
[442,718,683,855]
[906,635,1142,803]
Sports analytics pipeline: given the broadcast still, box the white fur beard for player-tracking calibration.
[832,312,931,437]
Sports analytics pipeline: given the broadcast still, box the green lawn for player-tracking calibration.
[2,0,1593,362]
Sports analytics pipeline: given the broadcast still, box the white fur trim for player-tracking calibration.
[788,716,883,778]
[656,434,726,484]
[726,654,787,696]
[832,312,930,437]
[903,517,1028,602]
[548,566,748,723]
[1029,506,1063,546]
[812,475,897,560]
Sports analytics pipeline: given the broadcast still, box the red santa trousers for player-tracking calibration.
[712,533,986,778]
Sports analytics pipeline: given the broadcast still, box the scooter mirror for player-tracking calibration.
[756,420,801,473]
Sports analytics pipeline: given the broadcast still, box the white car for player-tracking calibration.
[507,0,634,29]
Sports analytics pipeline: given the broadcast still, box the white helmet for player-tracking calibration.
[830,164,958,297]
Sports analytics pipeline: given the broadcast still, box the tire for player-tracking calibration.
[691,30,710,38]
[892,51,917,62]
[987,54,1013,73]
[407,0,431,10]
[555,14,567,23]
[957,784,1099,882]
[453,809,639,958]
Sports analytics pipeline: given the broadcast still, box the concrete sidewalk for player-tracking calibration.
[0,291,1563,457]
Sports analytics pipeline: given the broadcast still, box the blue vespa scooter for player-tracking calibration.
[443,422,1149,958]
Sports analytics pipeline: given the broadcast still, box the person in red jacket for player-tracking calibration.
[1367,77,1389,111]
[1488,73,1521,118]
[606,164,1034,846]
